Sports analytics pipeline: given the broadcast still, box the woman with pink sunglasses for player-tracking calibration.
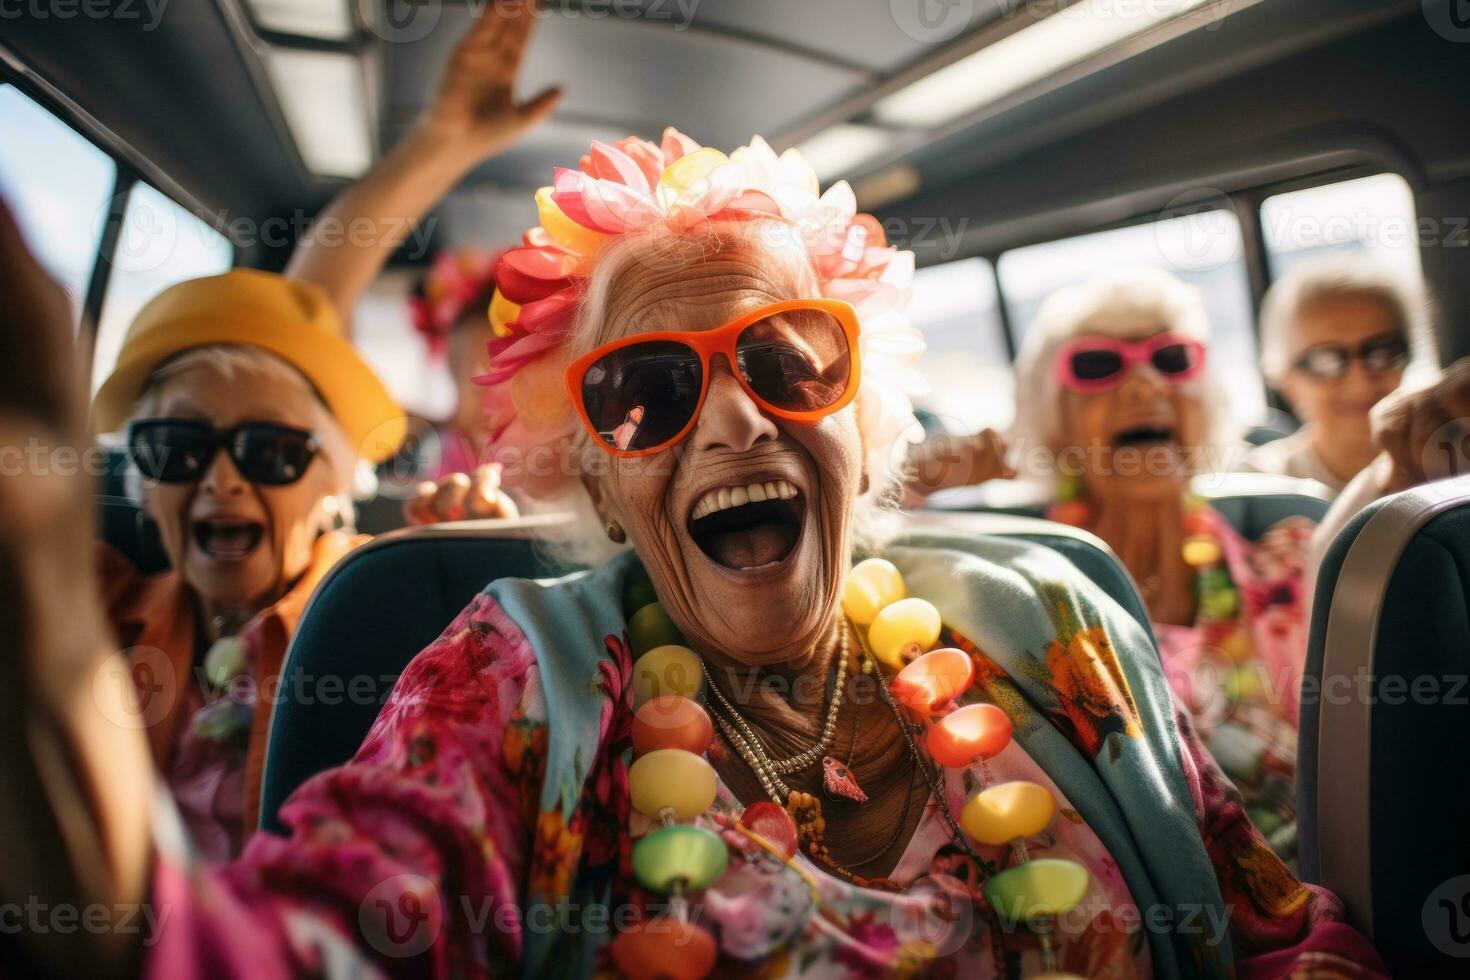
[1013,268,1312,861]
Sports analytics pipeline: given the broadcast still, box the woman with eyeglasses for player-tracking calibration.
[0,127,1386,977]
[1246,254,1428,493]
[1012,269,1313,861]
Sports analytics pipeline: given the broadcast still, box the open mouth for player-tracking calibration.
[193,519,265,562]
[688,479,804,572]
[1112,424,1176,448]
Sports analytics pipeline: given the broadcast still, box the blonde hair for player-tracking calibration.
[127,344,369,529]
[532,218,915,567]
[1011,268,1237,472]
[1258,253,1433,383]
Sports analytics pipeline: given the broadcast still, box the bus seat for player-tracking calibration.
[1193,472,1332,539]
[96,495,169,574]
[259,515,579,833]
[259,512,1153,833]
[925,472,1331,541]
[1297,475,1470,977]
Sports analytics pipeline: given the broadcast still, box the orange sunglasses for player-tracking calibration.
[565,298,862,457]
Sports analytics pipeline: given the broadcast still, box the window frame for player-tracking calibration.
[0,67,235,382]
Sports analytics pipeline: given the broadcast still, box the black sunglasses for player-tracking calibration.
[127,418,320,486]
[1293,336,1408,380]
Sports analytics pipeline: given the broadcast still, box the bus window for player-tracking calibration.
[997,211,1264,423]
[0,84,116,324]
[908,257,1012,433]
[1260,173,1423,284]
[91,183,233,395]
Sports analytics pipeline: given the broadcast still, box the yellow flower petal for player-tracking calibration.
[488,289,521,339]
[535,186,613,257]
[658,147,729,196]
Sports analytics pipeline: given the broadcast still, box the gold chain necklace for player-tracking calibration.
[701,619,849,794]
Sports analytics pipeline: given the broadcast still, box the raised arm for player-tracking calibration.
[284,1,561,327]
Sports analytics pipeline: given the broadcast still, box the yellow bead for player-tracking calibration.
[961,781,1057,846]
[841,559,906,626]
[628,749,717,822]
[631,646,703,708]
[1182,534,1222,568]
[867,598,941,670]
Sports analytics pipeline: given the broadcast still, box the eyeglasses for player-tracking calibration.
[127,418,321,486]
[1292,336,1407,380]
[566,299,861,457]
[1052,332,1207,393]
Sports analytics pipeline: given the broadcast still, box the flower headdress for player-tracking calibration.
[479,127,925,494]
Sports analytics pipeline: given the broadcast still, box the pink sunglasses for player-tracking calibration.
[1052,332,1207,393]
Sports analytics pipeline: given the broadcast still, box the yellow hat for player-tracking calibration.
[93,269,406,462]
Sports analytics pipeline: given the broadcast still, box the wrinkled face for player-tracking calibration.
[138,358,339,613]
[584,240,863,670]
[1278,293,1405,448]
[1057,324,1206,502]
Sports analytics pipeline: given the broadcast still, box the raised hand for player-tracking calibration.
[418,0,562,162]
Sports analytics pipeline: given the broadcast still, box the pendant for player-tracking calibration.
[822,755,869,803]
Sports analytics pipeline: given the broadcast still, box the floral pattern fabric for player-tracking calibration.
[141,539,1383,979]
[1154,509,1314,860]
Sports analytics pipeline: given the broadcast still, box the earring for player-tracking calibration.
[605,521,626,543]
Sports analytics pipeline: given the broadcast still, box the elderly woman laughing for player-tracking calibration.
[1,133,1382,979]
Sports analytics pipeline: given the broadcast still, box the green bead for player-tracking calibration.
[1201,588,1240,620]
[623,577,659,617]
[203,636,248,688]
[631,825,729,894]
[983,859,1090,927]
[629,603,682,656]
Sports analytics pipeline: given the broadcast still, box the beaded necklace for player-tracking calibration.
[614,562,1092,980]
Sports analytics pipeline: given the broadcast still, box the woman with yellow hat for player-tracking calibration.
[90,268,405,861]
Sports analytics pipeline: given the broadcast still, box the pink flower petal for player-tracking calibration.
[587,140,653,194]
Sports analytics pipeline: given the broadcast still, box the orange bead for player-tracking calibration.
[610,918,718,980]
[890,648,975,715]
[926,703,1013,768]
[632,696,714,756]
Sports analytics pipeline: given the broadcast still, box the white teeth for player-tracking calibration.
[691,479,800,521]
